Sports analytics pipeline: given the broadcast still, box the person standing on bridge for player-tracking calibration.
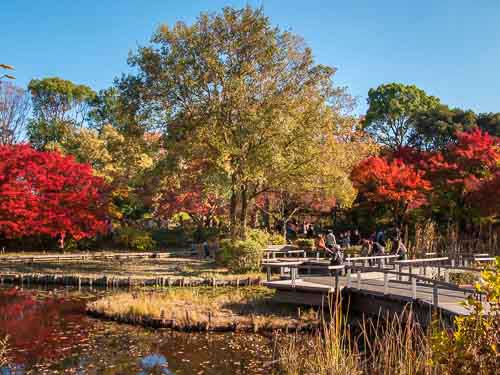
[392,238,407,260]
[325,230,338,250]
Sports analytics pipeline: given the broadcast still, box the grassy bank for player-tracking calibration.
[87,287,319,333]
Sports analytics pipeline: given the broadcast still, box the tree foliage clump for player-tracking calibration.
[126,6,373,238]
[0,144,109,242]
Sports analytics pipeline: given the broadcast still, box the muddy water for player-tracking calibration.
[0,287,274,374]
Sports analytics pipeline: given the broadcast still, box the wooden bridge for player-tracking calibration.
[263,254,495,325]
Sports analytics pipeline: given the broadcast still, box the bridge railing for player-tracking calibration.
[346,264,484,308]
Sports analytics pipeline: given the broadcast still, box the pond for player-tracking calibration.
[0,287,274,374]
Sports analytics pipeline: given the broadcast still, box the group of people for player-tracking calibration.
[315,227,408,265]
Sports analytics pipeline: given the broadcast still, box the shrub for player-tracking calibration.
[115,226,156,251]
[296,238,315,249]
[246,228,270,248]
[216,238,234,266]
[152,228,189,248]
[216,239,263,273]
[431,257,499,374]
[269,232,286,245]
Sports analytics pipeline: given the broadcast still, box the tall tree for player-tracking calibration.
[0,82,30,145]
[427,129,500,225]
[412,104,477,150]
[0,144,109,245]
[126,6,367,238]
[477,112,500,137]
[364,83,440,149]
[27,77,95,149]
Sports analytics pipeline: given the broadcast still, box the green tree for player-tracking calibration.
[364,82,440,149]
[477,112,500,137]
[27,77,96,149]
[126,6,370,238]
[412,104,477,150]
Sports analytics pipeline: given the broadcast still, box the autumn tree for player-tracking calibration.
[426,129,500,225]
[0,144,109,247]
[125,6,371,238]
[364,83,440,150]
[27,77,96,149]
[351,155,432,226]
[0,82,30,145]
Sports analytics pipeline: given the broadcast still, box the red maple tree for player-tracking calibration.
[427,129,500,218]
[0,144,109,244]
[351,156,432,225]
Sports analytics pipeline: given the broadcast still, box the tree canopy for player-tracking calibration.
[364,82,440,150]
[126,6,373,237]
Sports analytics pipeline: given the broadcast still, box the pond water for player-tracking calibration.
[0,287,274,374]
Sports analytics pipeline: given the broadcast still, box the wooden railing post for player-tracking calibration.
[335,271,339,293]
[356,270,362,290]
[346,268,351,288]
[383,272,389,295]
[411,277,417,300]
[444,269,449,283]
[433,283,439,308]
[266,265,271,281]
[396,264,401,281]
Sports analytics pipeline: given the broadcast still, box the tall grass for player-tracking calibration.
[0,335,9,368]
[275,301,436,375]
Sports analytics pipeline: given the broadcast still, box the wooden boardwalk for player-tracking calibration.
[263,256,494,319]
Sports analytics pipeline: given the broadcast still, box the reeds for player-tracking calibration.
[275,301,436,375]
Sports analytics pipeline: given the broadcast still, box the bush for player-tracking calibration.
[431,257,499,374]
[115,226,156,251]
[246,228,270,248]
[152,228,189,248]
[269,232,286,245]
[216,239,263,273]
[296,238,315,249]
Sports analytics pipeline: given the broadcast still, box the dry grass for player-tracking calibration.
[0,335,9,368]
[87,287,319,331]
[275,302,435,375]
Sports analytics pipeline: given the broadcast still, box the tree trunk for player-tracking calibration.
[263,195,270,231]
[229,188,239,240]
[239,188,248,239]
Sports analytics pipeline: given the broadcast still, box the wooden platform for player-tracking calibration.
[265,270,486,317]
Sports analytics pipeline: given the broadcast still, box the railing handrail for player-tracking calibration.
[346,255,399,261]
[394,256,449,264]
[347,264,478,294]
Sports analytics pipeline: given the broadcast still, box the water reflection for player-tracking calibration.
[0,287,272,374]
[139,354,174,375]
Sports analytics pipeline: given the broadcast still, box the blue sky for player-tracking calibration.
[2,0,499,114]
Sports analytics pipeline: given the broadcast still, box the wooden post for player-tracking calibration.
[433,283,439,308]
[444,269,449,283]
[411,277,417,300]
[383,272,389,295]
[346,268,351,288]
[396,264,401,281]
[451,259,455,268]
[364,259,369,268]
[334,271,339,293]
[356,270,361,290]
[291,267,296,288]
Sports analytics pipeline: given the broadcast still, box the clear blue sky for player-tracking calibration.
[2,0,499,114]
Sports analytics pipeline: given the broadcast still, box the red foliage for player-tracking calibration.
[0,144,108,240]
[351,156,432,220]
[157,185,225,224]
[427,129,500,216]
